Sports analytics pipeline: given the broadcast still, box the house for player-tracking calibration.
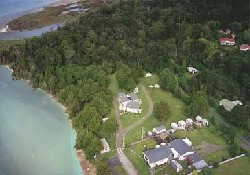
[240,44,250,51]
[133,87,139,94]
[187,153,208,169]
[169,139,194,160]
[153,125,166,134]
[126,101,142,113]
[232,100,243,106]
[202,119,208,126]
[186,118,193,125]
[148,131,153,138]
[187,67,198,74]
[143,145,173,168]
[178,120,186,130]
[195,116,203,122]
[102,117,109,122]
[219,38,235,45]
[219,99,237,111]
[171,123,178,129]
[145,73,152,77]
[118,92,142,114]
[154,84,160,88]
[100,138,111,154]
[170,160,183,173]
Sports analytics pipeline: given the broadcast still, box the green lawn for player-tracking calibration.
[213,157,250,175]
[124,149,150,175]
[125,116,161,144]
[203,149,230,163]
[174,126,227,146]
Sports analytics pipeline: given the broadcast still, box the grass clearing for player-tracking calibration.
[124,149,150,175]
[174,126,227,146]
[203,149,230,163]
[213,156,250,175]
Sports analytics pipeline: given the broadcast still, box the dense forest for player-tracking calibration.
[0,0,249,174]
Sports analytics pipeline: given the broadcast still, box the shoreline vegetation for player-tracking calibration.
[4,64,95,175]
[6,0,79,31]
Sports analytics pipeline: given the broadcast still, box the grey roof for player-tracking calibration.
[126,101,140,109]
[187,153,202,163]
[128,93,139,101]
[154,125,166,132]
[187,154,208,169]
[169,139,194,156]
[118,93,129,103]
[144,146,172,163]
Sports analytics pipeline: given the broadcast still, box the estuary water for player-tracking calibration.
[0,66,82,175]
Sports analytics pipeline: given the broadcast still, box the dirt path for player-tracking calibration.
[124,84,154,134]
[114,84,153,175]
[195,141,229,156]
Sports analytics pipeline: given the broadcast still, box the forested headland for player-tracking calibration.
[0,0,249,174]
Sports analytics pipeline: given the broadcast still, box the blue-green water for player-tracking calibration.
[0,66,82,175]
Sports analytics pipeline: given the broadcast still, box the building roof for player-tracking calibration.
[128,93,139,101]
[178,120,186,126]
[100,138,110,150]
[187,67,198,72]
[126,101,140,109]
[118,93,129,103]
[187,154,208,169]
[240,44,250,51]
[154,125,166,132]
[186,118,193,123]
[144,146,172,163]
[169,139,194,156]
[219,99,236,111]
[187,153,202,163]
[170,160,183,171]
[219,38,235,43]
[196,116,203,121]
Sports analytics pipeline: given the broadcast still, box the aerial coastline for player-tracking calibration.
[4,64,95,175]
[1,0,79,32]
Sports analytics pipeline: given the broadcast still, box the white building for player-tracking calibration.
[100,138,111,154]
[143,145,172,168]
[145,73,152,77]
[153,125,166,134]
[171,123,178,129]
[178,120,186,130]
[187,67,198,74]
[169,139,194,160]
[118,92,142,114]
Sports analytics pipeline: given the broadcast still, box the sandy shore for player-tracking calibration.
[48,0,79,7]
[5,64,95,175]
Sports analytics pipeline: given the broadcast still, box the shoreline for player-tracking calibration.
[3,64,96,175]
[1,0,79,32]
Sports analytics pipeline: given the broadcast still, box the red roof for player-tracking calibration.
[240,44,250,50]
[219,38,235,43]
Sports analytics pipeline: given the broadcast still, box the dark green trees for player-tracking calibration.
[154,101,171,121]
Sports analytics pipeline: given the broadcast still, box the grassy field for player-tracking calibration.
[174,126,227,146]
[125,75,187,144]
[213,156,250,175]
[124,149,150,175]
[0,40,25,51]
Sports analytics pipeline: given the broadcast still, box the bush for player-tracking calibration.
[213,162,219,168]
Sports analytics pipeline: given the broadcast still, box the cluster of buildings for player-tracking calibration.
[144,116,209,172]
[218,28,250,51]
[143,138,208,172]
[219,99,243,111]
[118,89,142,114]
